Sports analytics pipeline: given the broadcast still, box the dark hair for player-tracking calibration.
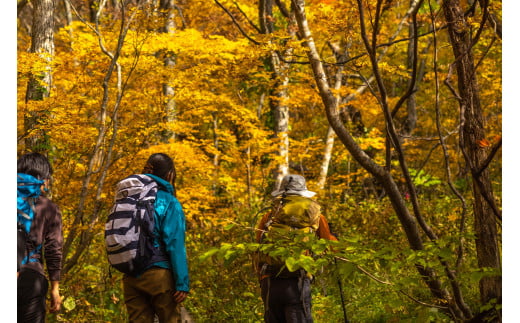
[17,152,53,180]
[142,153,175,182]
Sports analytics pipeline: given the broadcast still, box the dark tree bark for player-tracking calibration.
[24,0,55,152]
[404,0,417,135]
[442,0,501,319]
[291,0,474,319]
[89,0,98,22]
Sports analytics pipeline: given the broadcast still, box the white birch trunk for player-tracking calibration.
[317,126,335,189]
[259,0,295,190]
[161,0,177,141]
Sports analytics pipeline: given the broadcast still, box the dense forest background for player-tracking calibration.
[15,0,505,322]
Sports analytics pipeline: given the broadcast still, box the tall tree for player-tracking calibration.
[24,0,55,152]
[291,0,473,319]
[442,0,502,319]
[259,0,293,189]
[61,0,140,274]
[159,0,178,142]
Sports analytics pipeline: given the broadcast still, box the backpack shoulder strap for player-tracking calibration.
[21,244,43,265]
[17,197,38,232]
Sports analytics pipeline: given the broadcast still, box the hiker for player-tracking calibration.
[17,152,63,322]
[120,153,190,322]
[254,174,337,323]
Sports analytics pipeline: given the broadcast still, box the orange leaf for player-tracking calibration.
[477,138,491,148]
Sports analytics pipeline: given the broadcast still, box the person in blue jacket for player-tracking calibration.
[122,153,190,322]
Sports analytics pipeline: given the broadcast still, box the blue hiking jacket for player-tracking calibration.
[146,174,190,292]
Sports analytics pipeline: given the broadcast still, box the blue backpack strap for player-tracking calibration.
[17,174,43,232]
[17,174,44,267]
[21,243,42,265]
[17,197,37,232]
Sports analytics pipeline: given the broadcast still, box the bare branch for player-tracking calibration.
[334,256,449,310]
[477,138,502,176]
[233,1,261,33]
[62,0,141,273]
[274,0,290,18]
[17,0,29,15]
[214,0,261,45]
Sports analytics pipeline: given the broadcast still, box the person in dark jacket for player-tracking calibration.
[17,152,63,322]
[254,174,337,323]
[122,153,190,323]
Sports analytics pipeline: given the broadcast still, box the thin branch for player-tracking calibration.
[334,256,449,310]
[478,0,501,39]
[62,0,140,272]
[173,4,187,29]
[472,36,497,85]
[455,94,502,223]
[274,0,290,18]
[17,0,29,15]
[443,63,462,102]
[334,256,391,285]
[476,137,502,176]
[429,1,471,314]
[275,26,448,66]
[468,0,489,49]
[214,0,260,45]
[233,1,261,33]
[391,0,424,117]
[397,290,449,310]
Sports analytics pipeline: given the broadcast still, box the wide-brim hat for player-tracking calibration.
[271,174,316,198]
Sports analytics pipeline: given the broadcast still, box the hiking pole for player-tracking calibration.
[334,257,350,323]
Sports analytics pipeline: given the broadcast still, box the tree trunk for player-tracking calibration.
[404,3,417,135]
[317,42,344,190]
[89,0,98,23]
[63,0,134,273]
[160,0,177,142]
[63,0,73,26]
[317,126,335,189]
[259,0,292,189]
[291,0,468,319]
[442,0,501,317]
[24,0,55,152]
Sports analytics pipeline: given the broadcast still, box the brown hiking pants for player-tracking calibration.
[123,267,181,323]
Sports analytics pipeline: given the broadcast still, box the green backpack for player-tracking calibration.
[257,194,321,275]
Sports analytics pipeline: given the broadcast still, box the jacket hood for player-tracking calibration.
[145,174,175,195]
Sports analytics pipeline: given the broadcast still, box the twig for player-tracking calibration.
[334,256,449,310]
[233,1,261,33]
[214,0,260,45]
[476,137,501,176]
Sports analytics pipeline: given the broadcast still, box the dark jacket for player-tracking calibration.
[20,196,63,282]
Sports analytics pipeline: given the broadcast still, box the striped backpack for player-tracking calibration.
[105,174,162,276]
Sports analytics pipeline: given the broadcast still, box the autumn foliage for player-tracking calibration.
[17,0,501,322]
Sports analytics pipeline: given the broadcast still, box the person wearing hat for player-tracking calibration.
[254,174,337,323]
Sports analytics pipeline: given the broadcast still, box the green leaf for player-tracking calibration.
[285,256,298,272]
[199,248,221,261]
[224,223,235,230]
[63,297,76,312]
